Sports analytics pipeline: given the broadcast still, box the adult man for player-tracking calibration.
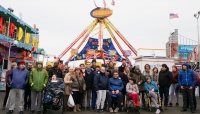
[2,62,17,110]
[49,61,62,78]
[107,71,124,113]
[7,60,29,114]
[29,61,49,114]
[118,58,126,73]
[83,62,93,110]
[24,63,34,110]
[91,59,97,70]
[93,67,109,113]
[178,63,196,113]
[158,64,173,110]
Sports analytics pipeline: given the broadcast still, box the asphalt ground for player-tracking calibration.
[0,91,200,114]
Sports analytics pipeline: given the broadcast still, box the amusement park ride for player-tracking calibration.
[58,3,137,65]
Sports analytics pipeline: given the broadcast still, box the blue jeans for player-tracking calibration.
[92,91,97,108]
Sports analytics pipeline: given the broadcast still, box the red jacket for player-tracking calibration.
[194,71,200,86]
[172,70,179,83]
[5,69,11,83]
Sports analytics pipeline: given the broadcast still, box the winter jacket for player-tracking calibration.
[132,71,145,91]
[49,67,63,79]
[120,73,132,93]
[8,68,29,89]
[144,81,158,93]
[126,83,139,94]
[172,70,179,83]
[84,68,94,90]
[194,71,200,86]
[178,63,196,87]
[118,65,126,73]
[6,69,11,83]
[71,76,86,90]
[107,66,114,74]
[29,68,49,91]
[93,72,109,91]
[159,67,173,87]
[109,77,124,92]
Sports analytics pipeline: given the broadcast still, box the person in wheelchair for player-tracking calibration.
[107,71,124,113]
[144,76,161,114]
[44,74,65,105]
[126,78,140,107]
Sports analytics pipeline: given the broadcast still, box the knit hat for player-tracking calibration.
[46,62,52,66]
[19,60,25,65]
[135,66,140,70]
[37,61,43,65]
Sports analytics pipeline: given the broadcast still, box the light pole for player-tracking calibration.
[194,11,200,69]
[7,40,18,69]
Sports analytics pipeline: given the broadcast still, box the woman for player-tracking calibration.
[120,66,132,94]
[64,67,74,111]
[143,64,153,79]
[169,65,179,107]
[79,70,86,110]
[107,61,115,74]
[144,77,160,114]
[71,68,86,112]
[152,67,159,84]
[106,69,112,78]
[126,78,140,107]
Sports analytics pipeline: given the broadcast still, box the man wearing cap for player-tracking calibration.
[7,60,29,114]
[29,61,49,114]
[178,63,196,113]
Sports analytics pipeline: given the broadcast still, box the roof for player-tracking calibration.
[0,5,39,34]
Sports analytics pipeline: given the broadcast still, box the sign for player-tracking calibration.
[178,45,195,60]
[90,7,113,18]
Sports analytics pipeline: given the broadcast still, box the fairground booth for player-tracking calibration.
[0,5,44,90]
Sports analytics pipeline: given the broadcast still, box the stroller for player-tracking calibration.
[43,78,65,114]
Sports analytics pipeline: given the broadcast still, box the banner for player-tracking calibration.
[178,45,195,60]
[24,33,30,44]
[17,27,23,41]
[71,37,122,61]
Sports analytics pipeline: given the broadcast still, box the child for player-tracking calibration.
[126,78,140,107]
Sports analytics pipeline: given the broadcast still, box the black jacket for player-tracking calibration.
[84,69,94,90]
[49,67,63,79]
[93,72,109,91]
[159,67,173,87]
[118,65,126,73]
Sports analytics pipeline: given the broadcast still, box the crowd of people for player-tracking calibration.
[1,58,200,114]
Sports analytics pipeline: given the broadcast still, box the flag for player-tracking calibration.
[93,0,98,7]
[111,0,115,6]
[170,13,179,19]
[103,0,106,7]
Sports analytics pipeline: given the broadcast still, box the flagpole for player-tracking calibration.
[169,13,171,58]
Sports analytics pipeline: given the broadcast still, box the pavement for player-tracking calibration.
[0,91,200,114]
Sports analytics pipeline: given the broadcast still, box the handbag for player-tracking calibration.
[76,77,84,93]
[67,94,75,107]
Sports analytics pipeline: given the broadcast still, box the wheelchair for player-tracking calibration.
[125,94,140,114]
[145,92,163,112]
[106,94,125,112]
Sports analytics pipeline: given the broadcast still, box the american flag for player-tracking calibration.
[170,13,179,19]
[103,0,106,7]
[111,0,115,6]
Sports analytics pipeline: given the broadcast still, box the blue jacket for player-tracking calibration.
[8,68,29,89]
[109,77,124,92]
[93,72,109,91]
[178,63,196,87]
[144,81,158,93]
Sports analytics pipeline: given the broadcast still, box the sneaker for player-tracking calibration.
[168,103,172,107]
[176,103,179,106]
[19,111,24,114]
[99,109,104,113]
[6,110,13,114]
[164,106,168,110]
[181,109,187,112]
[155,109,160,114]
[114,107,119,113]
[191,109,195,113]
[109,108,113,113]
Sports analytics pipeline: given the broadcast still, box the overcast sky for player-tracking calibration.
[1,0,200,64]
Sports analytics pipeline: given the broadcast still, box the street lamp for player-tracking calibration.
[7,40,18,69]
[194,11,200,69]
